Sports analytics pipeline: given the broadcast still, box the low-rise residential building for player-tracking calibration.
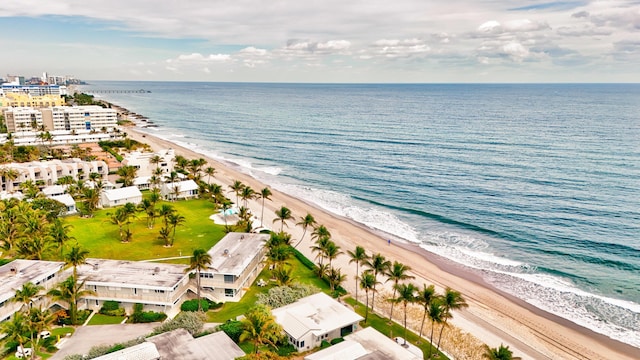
[147,329,245,360]
[161,180,199,201]
[100,186,143,207]
[0,159,108,192]
[199,232,268,302]
[49,193,77,215]
[1,93,66,108]
[0,260,65,322]
[77,259,191,318]
[122,149,175,178]
[272,292,364,352]
[92,342,160,360]
[304,327,422,360]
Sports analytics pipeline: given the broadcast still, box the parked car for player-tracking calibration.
[15,347,33,358]
[40,330,51,339]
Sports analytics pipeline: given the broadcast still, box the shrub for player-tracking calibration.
[320,340,331,349]
[292,248,316,270]
[181,299,210,312]
[99,301,125,316]
[257,283,320,308]
[130,303,167,323]
[330,337,344,345]
[277,343,297,356]
[151,311,205,336]
[218,320,243,343]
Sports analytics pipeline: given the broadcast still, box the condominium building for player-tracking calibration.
[1,84,63,96]
[0,260,65,323]
[0,159,108,192]
[0,93,66,108]
[77,259,191,318]
[3,106,117,133]
[200,232,269,302]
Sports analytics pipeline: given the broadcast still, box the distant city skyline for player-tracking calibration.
[1,0,639,83]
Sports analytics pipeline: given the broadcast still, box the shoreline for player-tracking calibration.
[117,121,640,359]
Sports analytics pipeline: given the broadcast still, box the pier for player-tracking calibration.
[84,89,151,94]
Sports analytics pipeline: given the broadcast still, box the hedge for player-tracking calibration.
[181,299,210,312]
[292,248,316,270]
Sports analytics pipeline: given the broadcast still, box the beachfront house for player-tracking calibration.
[100,186,143,207]
[147,329,245,360]
[122,149,176,178]
[272,292,364,352]
[0,260,65,322]
[198,232,269,302]
[160,180,199,201]
[77,259,190,318]
[304,327,422,360]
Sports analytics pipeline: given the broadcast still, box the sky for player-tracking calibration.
[1,0,639,83]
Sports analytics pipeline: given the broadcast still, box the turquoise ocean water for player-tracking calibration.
[83,82,640,347]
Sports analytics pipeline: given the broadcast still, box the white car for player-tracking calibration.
[40,330,51,339]
[15,347,33,358]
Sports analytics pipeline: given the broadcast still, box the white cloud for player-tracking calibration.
[176,53,231,62]
[501,42,529,61]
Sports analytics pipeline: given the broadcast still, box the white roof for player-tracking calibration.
[49,193,76,207]
[345,327,422,360]
[0,191,24,201]
[92,342,159,360]
[42,185,66,196]
[272,293,364,340]
[103,186,142,202]
[0,260,64,303]
[134,176,151,185]
[305,340,368,360]
[207,233,268,276]
[163,180,198,192]
[79,259,188,290]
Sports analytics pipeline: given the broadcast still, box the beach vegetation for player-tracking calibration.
[483,344,522,360]
[386,261,415,322]
[359,270,378,322]
[348,245,369,304]
[256,283,320,308]
[437,288,468,350]
[259,187,272,227]
[294,212,316,248]
[273,206,293,232]
[364,253,391,313]
[417,284,437,340]
[428,300,445,358]
[391,282,417,345]
[229,180,245,206]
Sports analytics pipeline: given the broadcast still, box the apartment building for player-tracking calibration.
[200,232,269,302]
[122,148,175,178]
[3,106,117,133]
[77,259,191,318]
[0,159,108,192]
[0,93,66,108]
[1,84,63,96]
[0,260,65,322]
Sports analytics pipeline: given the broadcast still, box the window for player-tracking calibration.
[223,274,235,283]
[224,289,235,297]
[200,273,213,278]
[154,289,165,294]
[300,341,305,348]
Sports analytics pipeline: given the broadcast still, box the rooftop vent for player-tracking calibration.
[223,249,229,257]
[154,267,160,274]
[10,267,17,275]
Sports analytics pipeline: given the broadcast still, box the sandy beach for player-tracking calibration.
[123,124,640,360]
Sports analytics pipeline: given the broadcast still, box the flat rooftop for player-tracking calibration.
[207,232,269,276]
[0,260,64,303]
[79,259,188,290]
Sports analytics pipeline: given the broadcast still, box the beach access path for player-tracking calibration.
[124,126,640,360]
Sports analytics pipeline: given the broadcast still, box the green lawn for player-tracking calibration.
[61,199,226,262]
[344,297,449,360]
[87,313,126,325]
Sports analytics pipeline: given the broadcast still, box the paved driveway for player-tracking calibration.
[51,323,157,359]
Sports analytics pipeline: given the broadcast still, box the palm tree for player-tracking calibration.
[48,275,95,325]
[359,271,378,323]
[428,300,445,359]
[158,227,172,247]
[50,218,75,259]
[310,236,331,266]
[483,344,522,360]
[204,166,216,183]
[186,249,212,311]
[81,187,100,217]
[13,282,44,313]
[392,283,417,345]
[108,208,127,242]
[150,155,162,170]
[294,213,316,248]
[272,265,294,286]
[266,245,291,269]
[240,304,284,354]
[1,313,30,358]
[417,284,437,340]
[240,186,256,207]
[65,244,89,279]
[116,165,138,187]
[28,306,55,354]
[229,180,244,206]
[437,288,468,350]
[386,261,415,322]
[327,267,347,292]
[348,246,369,302]
[168,213,186,246]
[158,203,176,229]
[311,224,331,242]
[258,187,272,227]
[364,253,391,314]
[138,198,157,229]
[323,241,342,270]
[273,206,293,232]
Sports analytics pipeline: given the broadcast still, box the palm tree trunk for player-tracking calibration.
[354,264,359,302]
[364,290,370,322]
[261,198,265,226]
[437,318,448,350]
[403,303,408,345]
[419,309,427,339]
[389,286,397,321]
[429,321,436,358]
[196,269,202,311]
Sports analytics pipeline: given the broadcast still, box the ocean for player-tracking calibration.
[82,82,640,347]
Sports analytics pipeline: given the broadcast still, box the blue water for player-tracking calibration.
[83,82,640,346]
